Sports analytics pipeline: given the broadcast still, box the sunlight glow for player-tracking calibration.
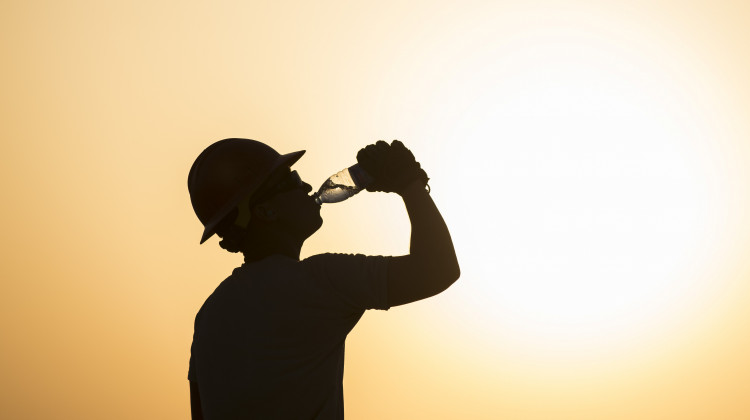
[432,24,732,362]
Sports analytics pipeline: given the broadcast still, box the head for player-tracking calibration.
[214,166,323,255]
[188,138,322,257]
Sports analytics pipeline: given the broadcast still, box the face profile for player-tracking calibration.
[252,167,323,242]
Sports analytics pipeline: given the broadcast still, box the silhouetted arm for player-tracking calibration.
[387,180,460,306]
[190,380,203,420]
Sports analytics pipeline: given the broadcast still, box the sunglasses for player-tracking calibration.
[252,170,304,203]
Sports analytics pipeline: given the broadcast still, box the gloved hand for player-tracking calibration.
[356,140,429,194]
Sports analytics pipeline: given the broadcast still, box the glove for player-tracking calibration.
[356,140,429,194]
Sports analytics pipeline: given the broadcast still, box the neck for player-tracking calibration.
[242,232,303,264]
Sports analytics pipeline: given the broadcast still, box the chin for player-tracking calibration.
[298,215,323,241]
[310,216,323,236]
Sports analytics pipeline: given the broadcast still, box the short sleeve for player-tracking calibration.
[302,253,390,312]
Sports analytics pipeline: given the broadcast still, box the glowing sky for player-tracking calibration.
[1,1,749,418]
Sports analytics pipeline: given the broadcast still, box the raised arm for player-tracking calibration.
[356,140,460,306]
[388,180,460,306]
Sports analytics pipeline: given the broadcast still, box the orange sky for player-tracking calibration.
[2,1,749,419]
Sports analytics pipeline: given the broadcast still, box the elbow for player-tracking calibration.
[448,258,460,283]
[423,266,460,300]
[438,263,461,294]
[448,265,461,288]
[446,265,460,285]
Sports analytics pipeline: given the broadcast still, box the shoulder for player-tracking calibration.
[302,253,390,275]
[302,253,391,311]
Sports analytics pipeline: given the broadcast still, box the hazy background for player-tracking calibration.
[2,0,749,418]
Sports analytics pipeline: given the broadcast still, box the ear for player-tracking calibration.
[253,203,278,222]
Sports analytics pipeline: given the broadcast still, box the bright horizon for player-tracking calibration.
[2,1,749,418]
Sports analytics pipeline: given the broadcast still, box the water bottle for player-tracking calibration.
[313,163,374,205]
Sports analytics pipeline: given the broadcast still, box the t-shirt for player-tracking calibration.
[188,253,390,419]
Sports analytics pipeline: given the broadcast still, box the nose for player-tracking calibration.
[302,182,313,194]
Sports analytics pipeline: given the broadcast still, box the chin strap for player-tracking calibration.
[234,194,252,229]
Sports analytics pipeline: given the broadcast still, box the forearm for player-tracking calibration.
[399,180,460,283]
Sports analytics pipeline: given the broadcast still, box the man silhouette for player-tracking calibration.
[187,139,460,419]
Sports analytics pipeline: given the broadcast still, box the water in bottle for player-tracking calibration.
[313,164,373,205]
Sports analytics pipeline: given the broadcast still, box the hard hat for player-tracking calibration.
[188,138,305,244]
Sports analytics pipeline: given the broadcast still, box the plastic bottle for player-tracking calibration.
[313,163,374,205]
